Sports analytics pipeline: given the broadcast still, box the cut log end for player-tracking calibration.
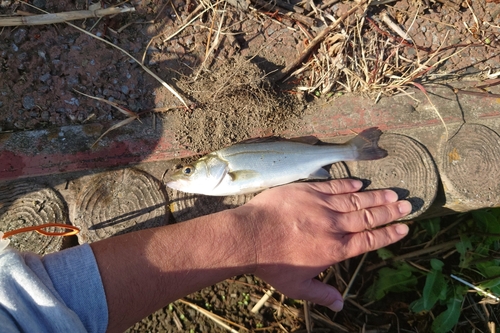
[345,133,439,220]
[0,182,68,255]
[75,168,169,243]
[439,124,500,211]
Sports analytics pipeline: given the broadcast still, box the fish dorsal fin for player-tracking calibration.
[236,136,319,145]
[288,136,319,145]
[236,136,283,144]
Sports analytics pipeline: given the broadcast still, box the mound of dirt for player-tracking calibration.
[167,56,305,153]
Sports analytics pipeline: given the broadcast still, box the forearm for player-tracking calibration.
[90,209,255,333]
[89,179,410,332]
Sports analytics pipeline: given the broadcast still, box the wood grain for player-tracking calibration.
[439,124,500,211]
[329,162,351,179]
[0,182,68,254]
[345,133,439,219]
[75,168,169,243]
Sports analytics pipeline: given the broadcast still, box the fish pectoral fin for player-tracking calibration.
[228,170,260,181]
[307,168,331,180]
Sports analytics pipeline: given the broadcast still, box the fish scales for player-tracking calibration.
[167,128,387,196]
[218,142,357,177]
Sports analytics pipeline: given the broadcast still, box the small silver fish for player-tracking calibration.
[167,128,387,196]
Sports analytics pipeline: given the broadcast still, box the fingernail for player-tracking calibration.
[395,223,409,235]
[329,300,344,312]
[398,201,412,215]
[351,179,363,189]
[384,190,398,202]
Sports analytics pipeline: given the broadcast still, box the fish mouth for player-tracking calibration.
[165,179,184,191]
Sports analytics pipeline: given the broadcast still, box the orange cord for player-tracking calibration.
[2,223,80,239]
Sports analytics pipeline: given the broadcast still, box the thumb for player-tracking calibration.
[297,279,344,312]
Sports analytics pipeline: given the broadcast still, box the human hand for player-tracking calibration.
[234,179,411,312]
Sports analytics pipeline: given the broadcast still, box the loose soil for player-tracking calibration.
[1,0,500,331]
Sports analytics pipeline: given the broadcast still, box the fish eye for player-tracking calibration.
[182,165,194,175]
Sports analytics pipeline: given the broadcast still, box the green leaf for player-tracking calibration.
[472,210,500,245]
[456,235,473,268]
[410,259,447,312]
[489,207,500,220]
[431,287,465,333]
[410,298,426,313]
[430,259,444,271]
[476,261,500,278]
[377,248,394,260]
[365,266,418,301]
[422,218,441,238]
[479,277,500,290]
[422,271,447,310]
[475,243,491,256]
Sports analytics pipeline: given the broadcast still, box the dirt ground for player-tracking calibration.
[1,0,500,331]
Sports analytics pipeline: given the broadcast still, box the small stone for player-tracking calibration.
[67,75,79,86]
[32,0,46,9]
[14,120,25,129]
[76,111,87,122]
[38,50,46,60]
[40,73,51,82]
[13,29,27,44]
[38,86,50,93]
[41,110,50,121]
[120,85,129,94]
[22,96,35,110]
[64,97,79,106]
[16,52,28,61]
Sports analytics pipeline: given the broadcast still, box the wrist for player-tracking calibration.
[225,206,260,275]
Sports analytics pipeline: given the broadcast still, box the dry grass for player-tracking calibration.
[0,6,135,26]
[287,4,480,138]
[293,7,470,99]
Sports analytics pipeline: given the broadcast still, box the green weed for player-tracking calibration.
[366,207,500,333]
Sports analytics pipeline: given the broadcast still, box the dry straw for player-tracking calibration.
[0,7,135,26]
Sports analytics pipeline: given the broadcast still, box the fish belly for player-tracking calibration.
[211,142,356,195]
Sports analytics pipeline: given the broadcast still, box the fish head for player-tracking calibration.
[166,154,229,194]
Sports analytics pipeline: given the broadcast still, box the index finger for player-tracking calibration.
[308,179,363,195]
[328,189,399,213]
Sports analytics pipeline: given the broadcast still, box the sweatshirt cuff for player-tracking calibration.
[42,244,108,333]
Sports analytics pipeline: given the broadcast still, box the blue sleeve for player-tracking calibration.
[0,244,108,333]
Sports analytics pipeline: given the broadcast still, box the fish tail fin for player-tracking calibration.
[348,127,387,160]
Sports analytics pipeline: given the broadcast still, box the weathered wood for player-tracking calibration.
[438,123,500,212]
[344,133,439,219]
[3,85,500,220]
[75,168,169,243]
[329,162,351,179]
[0,182,68,254]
